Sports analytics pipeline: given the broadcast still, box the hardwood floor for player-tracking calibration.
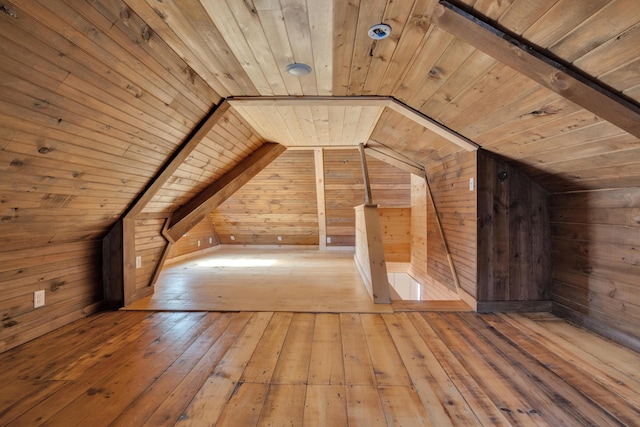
[1,310,638,426]
[125,247,466,312]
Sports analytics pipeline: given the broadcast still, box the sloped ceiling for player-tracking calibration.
[1,0,639,250]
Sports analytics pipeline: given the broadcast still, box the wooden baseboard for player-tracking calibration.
[476,300,552,313]
[552,303,640,354]
[165,245,222,265]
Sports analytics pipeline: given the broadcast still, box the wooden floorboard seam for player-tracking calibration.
[1,311,639,426]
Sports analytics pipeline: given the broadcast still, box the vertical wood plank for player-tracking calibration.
[141,312,251,425]
[461,313,624,426]
[271,313,315,384]
[109,312,227,426]
[509,170,532,300]
[378,385,432,426]
[215,383,269,427]
[530,184,551,300]
[257,384,306,426]
[315,148,327,249]
[302,385,347,427]
[340,313,377,386]
[424,313,546,425]
[308,313,345,385]
[345,385,387,427]
[175,312,273,426]
[483,314,640,426]
[240,312,294,384]
[383,313,475,426]
[360,314,412,386]
[408,312,512,426]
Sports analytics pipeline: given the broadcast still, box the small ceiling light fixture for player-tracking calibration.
[286,63,312,76]
[368,23,392,40]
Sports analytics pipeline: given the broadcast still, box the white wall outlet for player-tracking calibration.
[209,237,213,244]
[469,177,475,191]
[277,236,282,241]
[136,256,142,269]
[326,237,332,244]
[230,235,235,241]
[34,290,45,308]
[197,240,201,247]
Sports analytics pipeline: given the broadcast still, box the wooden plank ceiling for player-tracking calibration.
[1,0,639,250]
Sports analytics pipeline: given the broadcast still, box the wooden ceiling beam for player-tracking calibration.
[124,100,231,219]
[432,1,640,140]
[165,142,286,242]
[228,96,391,107]
[386,99,479,151]
[364,142,425,177]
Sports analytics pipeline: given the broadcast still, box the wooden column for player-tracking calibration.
[314,148,327,249]
[102,217,135,307]
[354,205,391,304]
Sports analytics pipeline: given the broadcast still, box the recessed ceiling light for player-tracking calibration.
[286,63,312,76]
[368,23,392,40]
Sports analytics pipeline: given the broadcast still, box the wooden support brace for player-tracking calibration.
[386,99,479,151]
[165,142,286,241]
[433,1,640,139]
[423,170,461,297]
[358,143,374,206]
[125,100,231,218]
[364,141,425,176]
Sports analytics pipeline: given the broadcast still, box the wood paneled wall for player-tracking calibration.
[210,151,319,245]
[324,150,411,246]
[0,1,220,345]
[426,151,478,299]
[378,207,411,263]
[477,150,551,309]
[167,217,219,261]
[550,188,640,349]
[0,242,102,352]
[142,108,264,216]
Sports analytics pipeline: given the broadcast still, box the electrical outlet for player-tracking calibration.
[209,237,213,244]
[277,236,282,241]
[136,256,142,269]
[197,240,201,247]
[34,290,45,308]
[230,235,235,241]
[469,177,475,191]
[326,237,332,244]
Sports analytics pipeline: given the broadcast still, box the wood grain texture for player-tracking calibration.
[1,0,640,357]
[550,188,640,347]
[378,207,411,262]
[209,150,320,246]
[354,205,392,303]
[477,150,551,302]
[166,142,286,241]
[166,216,219,260]
[2,310,639,425]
